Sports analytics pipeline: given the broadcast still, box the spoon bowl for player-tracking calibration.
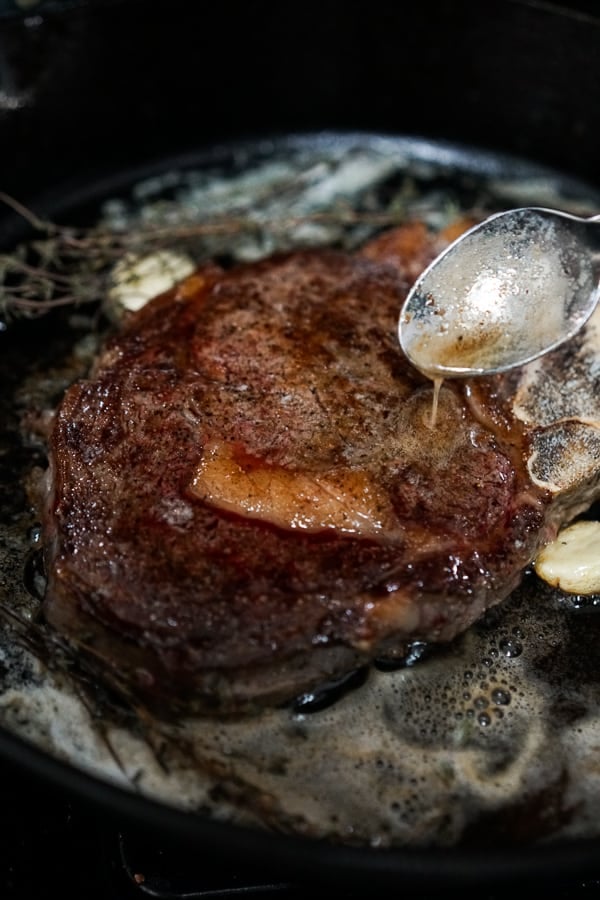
[398,207,600,378]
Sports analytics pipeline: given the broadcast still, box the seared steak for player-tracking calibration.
[42,223,600,712]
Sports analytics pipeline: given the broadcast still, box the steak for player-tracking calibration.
[41,222,600,713]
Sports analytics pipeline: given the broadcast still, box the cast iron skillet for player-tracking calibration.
[1,0,600,892]
[2,0,600,202]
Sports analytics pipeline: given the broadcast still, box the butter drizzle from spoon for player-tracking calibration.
[398,207,600,383]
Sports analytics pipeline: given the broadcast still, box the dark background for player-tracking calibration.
[0,0,600,203]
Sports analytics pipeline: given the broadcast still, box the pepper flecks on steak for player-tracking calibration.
[41,223,595,713]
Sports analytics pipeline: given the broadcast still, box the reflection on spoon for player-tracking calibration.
[398,207,600,379]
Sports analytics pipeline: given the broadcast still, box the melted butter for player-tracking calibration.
[190,442,397,537]
[400,213,578,377]
[409,325,515,376]
[429,377,444,428]
[535,519,600,594]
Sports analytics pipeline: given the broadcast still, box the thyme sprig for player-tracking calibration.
[0,191,409,321]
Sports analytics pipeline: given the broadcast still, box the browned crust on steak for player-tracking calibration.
[42,225,558,713]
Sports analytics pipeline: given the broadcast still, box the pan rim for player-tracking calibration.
[0,720,599,890]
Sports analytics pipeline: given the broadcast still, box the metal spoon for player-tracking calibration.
[398,207,600,378]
